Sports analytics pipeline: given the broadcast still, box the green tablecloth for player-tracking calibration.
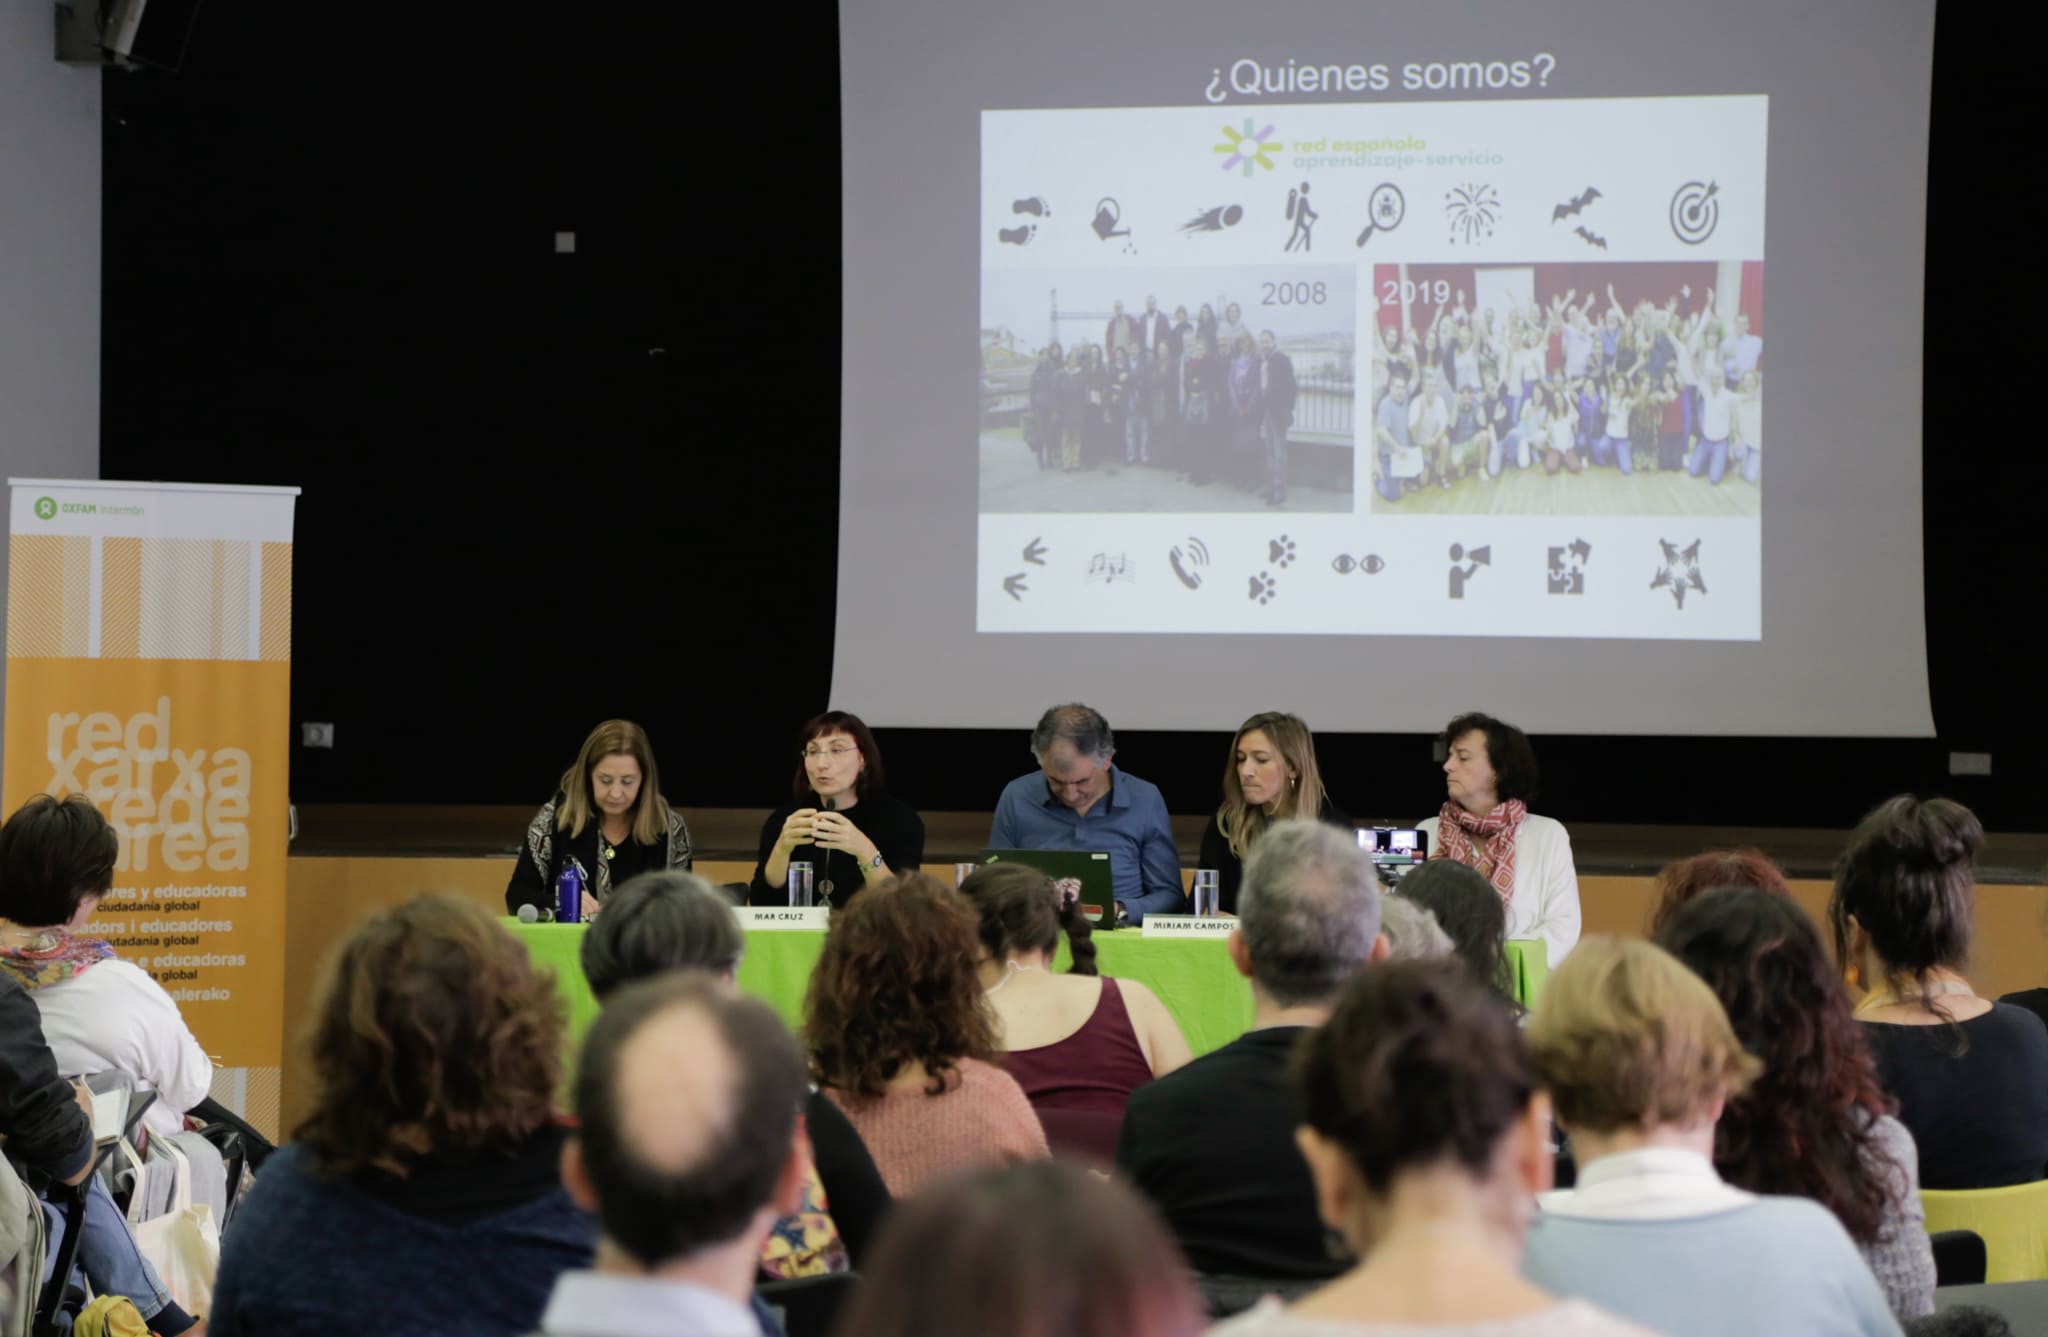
[508,921,1547,1055]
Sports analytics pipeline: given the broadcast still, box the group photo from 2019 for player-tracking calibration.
[980,266,1357,514]
[1368,260,1764,518]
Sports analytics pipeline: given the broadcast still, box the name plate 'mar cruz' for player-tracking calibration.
[1140,915,1238,940]
[735,906,831,931]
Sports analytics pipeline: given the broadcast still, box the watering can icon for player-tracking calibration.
[1090,198,1130,242]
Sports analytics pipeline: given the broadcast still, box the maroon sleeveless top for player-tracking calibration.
[1002,977,1156,1163]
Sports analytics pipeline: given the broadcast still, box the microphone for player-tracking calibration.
[515,903,554,924]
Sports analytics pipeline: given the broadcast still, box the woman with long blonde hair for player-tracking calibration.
[505,718,693,917]
[1198,711,1347,913]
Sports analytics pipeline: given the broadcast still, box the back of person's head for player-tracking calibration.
[1379,895,1455,962]
[804,873,997,1098]
[1654,887,1892,1242]
[567,973,806,1268]
[580,871,743,1000]
[1395,859,1511,998]
[960,862,1096,977]
[0,794,118,929]
[296,893,562,1174]
[1648,847,1790,932]
[1526,936,1759,1135]
[832,1160,1205,1337]
[1237,820,1382,1008]
[1830,795,1982,989]
[1296,959,1539,1197]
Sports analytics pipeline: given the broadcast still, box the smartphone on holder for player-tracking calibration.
[1358,826,1430,870]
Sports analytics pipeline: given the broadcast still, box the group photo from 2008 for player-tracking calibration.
[979,266,1357,514]
[1368,260,1764,518]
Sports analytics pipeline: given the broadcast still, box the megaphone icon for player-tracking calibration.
[1091,198,1130,242]
[1468,545,1491,566]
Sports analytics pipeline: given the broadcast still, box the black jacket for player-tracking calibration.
[0,974,94,1185]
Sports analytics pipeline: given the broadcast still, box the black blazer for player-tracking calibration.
[1198,796,1351,914]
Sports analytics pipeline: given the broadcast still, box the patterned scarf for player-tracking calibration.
[1432,799,1528,903]
[0,927,115,991]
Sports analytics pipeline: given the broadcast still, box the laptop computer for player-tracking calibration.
[973,848,1120,929]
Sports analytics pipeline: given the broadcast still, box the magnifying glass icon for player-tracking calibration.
[1355,182,1406,247]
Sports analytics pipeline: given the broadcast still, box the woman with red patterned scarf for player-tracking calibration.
[1416,712,1582,968]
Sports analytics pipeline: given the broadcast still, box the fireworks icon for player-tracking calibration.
[1444,182,1501,245]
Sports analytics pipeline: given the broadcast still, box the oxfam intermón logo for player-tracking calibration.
[33,497,57,521]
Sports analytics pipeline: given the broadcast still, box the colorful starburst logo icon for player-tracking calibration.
[1214,119,1278,177]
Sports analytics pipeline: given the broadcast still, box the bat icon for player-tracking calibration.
[1551,187,1602,221]
[1574,226,1608,250]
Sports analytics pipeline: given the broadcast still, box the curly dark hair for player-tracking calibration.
[1655,886,1893,1244]
[294,893,564,1176]
[804,873,999,1099]
[1439,712,1541,805]
[1296,958,1536,1193]
[1648,848,1791,933]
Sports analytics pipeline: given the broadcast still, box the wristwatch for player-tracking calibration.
[868,852,885,870]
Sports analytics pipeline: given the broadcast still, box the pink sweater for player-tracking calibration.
[825,1057,1049,1197]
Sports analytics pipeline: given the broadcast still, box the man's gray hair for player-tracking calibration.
[1379,894,1455,962]
[1238,820,1382,1008]
[1030,704,1115,762]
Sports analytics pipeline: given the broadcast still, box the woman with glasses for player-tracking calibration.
[749,710,926,908]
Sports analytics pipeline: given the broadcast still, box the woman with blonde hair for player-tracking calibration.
[1520,937,1899,1337]
[505,718,692,917]
[1197,711,1348,913]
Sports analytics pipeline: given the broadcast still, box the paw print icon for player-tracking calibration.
[1268,535,1297,568]
[1248,572,1278,604]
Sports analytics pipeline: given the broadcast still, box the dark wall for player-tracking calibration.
[98,4,2025,831]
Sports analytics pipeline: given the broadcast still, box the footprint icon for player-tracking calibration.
[1268,535,1297,568]
[1011,197,1050,218]
[998,224,1036,246]
[1248,572,1278,604]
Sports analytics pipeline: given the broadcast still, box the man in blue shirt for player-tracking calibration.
[989,703,1185,924]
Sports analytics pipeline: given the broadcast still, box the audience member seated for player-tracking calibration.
[0,795,212,1142]
[1646,846,1790,931]
[1395,859,1515,1003]
[1378,894,1455,961]
[748,710,924,910]
[1521,936,1901,1337]
[805,874,1047,1195]
[209,895,596,1336]
[506,718,693,916]
[989,704,1182,924]
[1658,886,1936,1318]
[1115,821,1386,1298]
[1196,712,1350,914]
[2,972,202,1337]
[578,871,889,1274]
[536,973,808,1337]
[1830,796,2048,1189]
[960,864,1189,1161]
[833,1161,1205,1337]
[1417,712,1582,966]
[1211,959,1649,1337]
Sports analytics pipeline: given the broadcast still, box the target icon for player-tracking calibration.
[1669,180,1721,246]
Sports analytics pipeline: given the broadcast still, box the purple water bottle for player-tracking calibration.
[556,861,585,925]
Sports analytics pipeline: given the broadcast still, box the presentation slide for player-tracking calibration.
[836,0,1935,736]
[977,97,1765,640]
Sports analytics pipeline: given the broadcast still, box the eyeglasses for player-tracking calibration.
[802,744,859,760]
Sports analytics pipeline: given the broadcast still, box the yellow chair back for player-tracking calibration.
[1921,1180,2048,1283]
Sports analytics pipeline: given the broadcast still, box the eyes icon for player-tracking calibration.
[1331,554,1386,575]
